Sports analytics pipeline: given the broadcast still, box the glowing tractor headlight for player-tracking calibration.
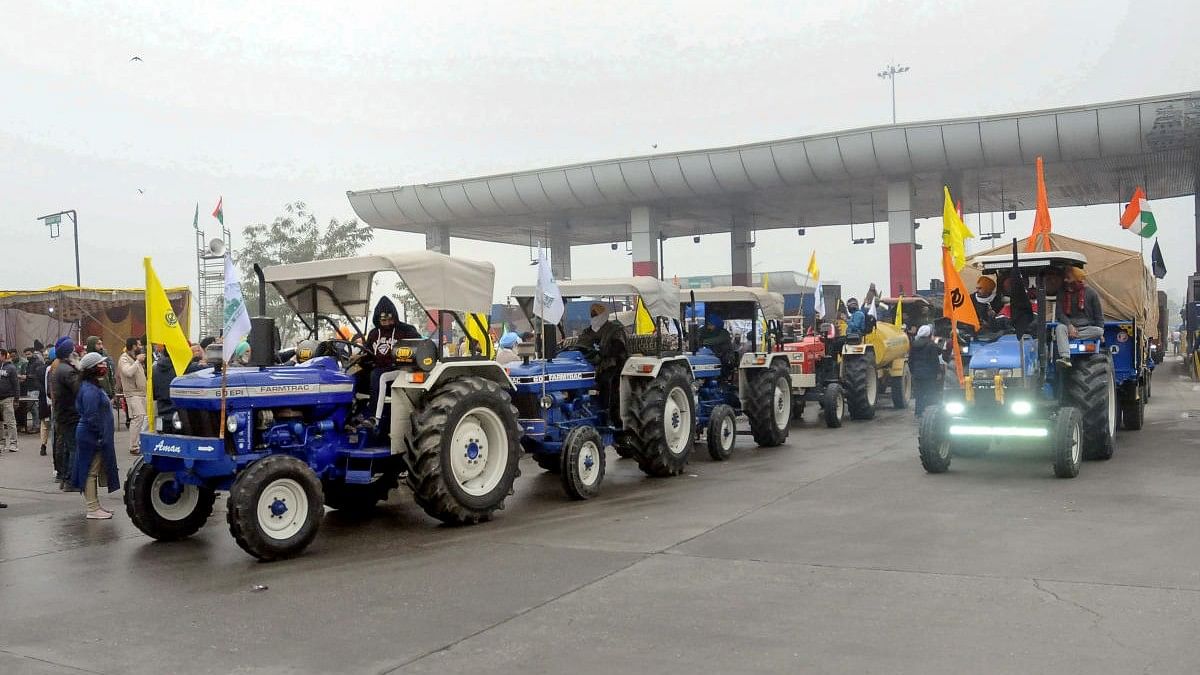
[944,401,965,415]
[1011,400,1032,415]
[171,412,183,431]
[226,414,241,434]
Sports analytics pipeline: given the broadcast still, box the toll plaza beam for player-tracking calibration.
[887,180,916,296]
[731,218,753,287]
[549,231,573,280]
[631,206,659,277]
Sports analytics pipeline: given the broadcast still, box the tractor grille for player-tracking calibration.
[177,409,222,438]
[513,393,542,419]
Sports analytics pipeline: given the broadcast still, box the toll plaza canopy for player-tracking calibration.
[348,92,1200,295]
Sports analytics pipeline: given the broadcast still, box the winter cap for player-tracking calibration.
[79,352,107,371]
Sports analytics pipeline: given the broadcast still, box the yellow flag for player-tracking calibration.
[145,258,193,377]
[894,294,903,327]
[466,313,494,359]
[942,186,974,270]
[762,272,769,291]
[806,251,820,281]
[635,297,655,335]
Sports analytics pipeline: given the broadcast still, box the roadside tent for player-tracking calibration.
[0,285,192,351]
[962,234,1159,340]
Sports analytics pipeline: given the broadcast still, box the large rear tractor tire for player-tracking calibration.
[626,367,695,477]
[745,362,791,447]
[705,404,737,461]
[891,363,912,410]
[1052,406,1082,479]
[125,458,216,542]
[406,376,523,525]
[1064,355,1116,461]
[227,455,324,561]
[843,354,878,420]
[560,426,605,500]
[918,407,951,474]
[822,383,846,428]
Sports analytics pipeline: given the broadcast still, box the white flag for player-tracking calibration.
[867,299,878,320]
[813,281,825,320]
[222,253,252,363]
[534,247,565,325]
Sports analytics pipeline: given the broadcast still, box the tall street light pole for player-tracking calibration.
[877,63,910,124]
[37,210,81,286]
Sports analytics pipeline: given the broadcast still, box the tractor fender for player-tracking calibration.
[618,355,693,429]
[388,361,516,455]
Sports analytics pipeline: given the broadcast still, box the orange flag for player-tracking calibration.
[942,246,980,384]
[1024,156,1052,252]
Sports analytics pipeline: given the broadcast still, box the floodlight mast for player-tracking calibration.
[877,63,911,124]
[37,209,80,286]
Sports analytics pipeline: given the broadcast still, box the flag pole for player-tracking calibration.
[218,359,228,439]
[144,258,156,426]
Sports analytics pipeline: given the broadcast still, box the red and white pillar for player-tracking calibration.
[887,180,916,296]
[631,206,659,277]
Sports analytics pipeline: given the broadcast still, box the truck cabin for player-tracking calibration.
[509,277,682,360]
[261,251,498,382]
[681,286,786,356]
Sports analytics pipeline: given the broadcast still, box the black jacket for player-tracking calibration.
[51,361,81,426]
[152,355,175,407]
[0,362,18,399]
[909,336,944,381]
[365,296,419,369]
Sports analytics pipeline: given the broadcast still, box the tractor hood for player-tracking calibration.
[967,335,1037,376]
[506,351,597,393]
[169,357,355,411]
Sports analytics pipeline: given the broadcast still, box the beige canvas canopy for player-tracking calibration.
[962,234,1159,339]
[682,286,786,320]
[263,251,496,320]
[510,277,679,319]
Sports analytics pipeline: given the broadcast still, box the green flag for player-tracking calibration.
[192,202,199,230]
[212,196,224,226]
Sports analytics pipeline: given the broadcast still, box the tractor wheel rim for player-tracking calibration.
[257,478,308,541]
[576,440,601,486]
[867,370,878,404]
[663,387,693,456]
[719,415,734,451]
[773,379,791,428]
[151,472,199,522]
[1106,373,1116,437]
[837,393,846,419]
[1070,421,1081,464]
[904,368,913,399]
[450,406,509,497]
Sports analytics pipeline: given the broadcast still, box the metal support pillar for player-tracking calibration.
[887,179,916,296]
[549,231,572,280]
[630,206,659,277]
[730,218,753,287]
[426,224,451,254]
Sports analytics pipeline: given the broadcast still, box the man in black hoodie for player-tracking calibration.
[365,297,419,420]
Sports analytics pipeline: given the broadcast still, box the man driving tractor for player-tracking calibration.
[576,303,628,423]
[365,297,420,420]
[698,312,736,376]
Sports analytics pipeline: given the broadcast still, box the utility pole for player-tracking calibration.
[37,210,80,286]
[877,63,911,124]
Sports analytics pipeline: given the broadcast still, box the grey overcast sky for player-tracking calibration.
[2,0,1198,328]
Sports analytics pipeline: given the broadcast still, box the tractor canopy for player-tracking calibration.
[683,286,786,320]
[263,251,496,326]
[510,277,680,319]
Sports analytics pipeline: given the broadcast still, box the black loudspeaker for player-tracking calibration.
[249,317,276,367]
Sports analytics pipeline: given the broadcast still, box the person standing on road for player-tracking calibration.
[51,336,82,489]
[117,338,147,455]
[0,350,20,453]
[24,347,47,454]
[85,337,116,398]
[71,352,121,520]
[908,325,944,417]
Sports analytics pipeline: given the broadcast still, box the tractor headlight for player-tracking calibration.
[944,401,965,415]
[1011,400,1032,415]
[226,414,241,434]
[171,412,183,431]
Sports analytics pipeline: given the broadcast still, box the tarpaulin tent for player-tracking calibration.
[0,285,191,351]
[962,234,1159,340]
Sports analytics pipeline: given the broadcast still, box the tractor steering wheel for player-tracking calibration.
[321,340,367,370]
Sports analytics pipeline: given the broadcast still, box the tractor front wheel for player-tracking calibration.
[822,383,846,428]
[918,407,951,474]
[706,404,737,461]
[1052,407,1082,479]
[560,426,605,500]
[406,376,523,525]
[125,458,216,542]
[227,455,324,561]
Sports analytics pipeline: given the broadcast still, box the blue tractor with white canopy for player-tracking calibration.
[919,250,1118,479]
[125,251,522,560]
[508,277,697,497]
[680,286,792,460]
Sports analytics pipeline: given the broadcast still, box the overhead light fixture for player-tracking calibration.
[866,238,875,244]
[693,235,700,244]
[914,243,923,250]
[797,228,806,236]
[1008,212,1017,220]
[912,220,920,229]
[611,243,619,251]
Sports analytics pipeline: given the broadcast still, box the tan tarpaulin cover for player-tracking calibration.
[264,251,496,317]
[682,287,786,320]
[962,234,1159,339]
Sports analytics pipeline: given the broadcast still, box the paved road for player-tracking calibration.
[2,364,1198,674]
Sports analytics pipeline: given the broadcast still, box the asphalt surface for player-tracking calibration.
[2,361,1199,674]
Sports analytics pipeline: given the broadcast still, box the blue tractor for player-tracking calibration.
[680,287,792,460]
[507,278,698,498]
[920,251,1119,479]
[126,252,523,560]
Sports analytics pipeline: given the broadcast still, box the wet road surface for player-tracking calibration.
[2,363,1199,674]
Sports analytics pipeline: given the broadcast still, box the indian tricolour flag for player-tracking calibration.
[1120,187,1157,238]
